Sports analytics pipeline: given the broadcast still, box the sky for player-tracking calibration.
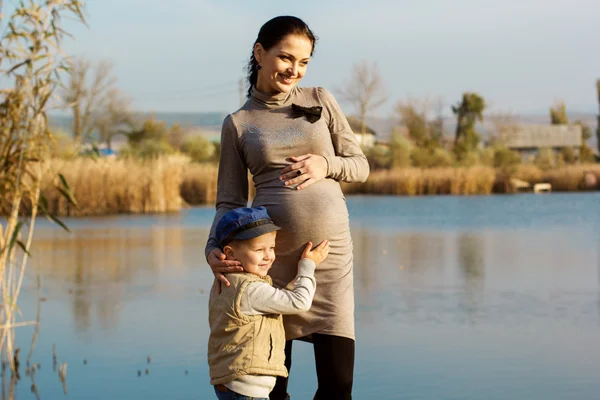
[5,0,599,117]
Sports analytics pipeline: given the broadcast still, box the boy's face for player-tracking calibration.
[224,232,276,277]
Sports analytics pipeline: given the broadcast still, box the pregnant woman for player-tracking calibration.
[205,16,369,400]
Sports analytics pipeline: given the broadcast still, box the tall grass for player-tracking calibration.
[35,161,600,217]
[342,167,497,196]
[180,163,218,205]
[180,163,256,205]
[180,164,599,204]
[40,156,188,216]
[1,0,86,374]
[515,164,600,191]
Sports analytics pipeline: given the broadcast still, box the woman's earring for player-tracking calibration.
[256,65,262,70]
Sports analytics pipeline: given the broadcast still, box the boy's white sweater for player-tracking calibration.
[224,259,317,398]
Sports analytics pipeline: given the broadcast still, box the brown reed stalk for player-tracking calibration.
[341,167,497,196]
[181,163,597,205]
[0,0,86,373]
[40,156,189,216]
[515,164,600,191]
[180,163,219,205]
[180,163,256,206]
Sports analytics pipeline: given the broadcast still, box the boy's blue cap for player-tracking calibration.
[216,206,280,246]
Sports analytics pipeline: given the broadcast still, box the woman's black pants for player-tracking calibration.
[269,333,355,400]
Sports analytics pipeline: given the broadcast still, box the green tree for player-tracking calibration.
[574,121,594,163]
[388,129,411,168]
[126,139,173,159]
[452,92,485,160]
[126,116,169,145]
[580,145,595,163]
[123,116,177,158]
[396,98,443,150]
[181,135,216,163]
[363,144,392,170]
[493,146,521,171]
[397,102,428,146]
[167,123,185,151]
[575,121,593,142]
[411,147,455,168]
[550,101,569,125]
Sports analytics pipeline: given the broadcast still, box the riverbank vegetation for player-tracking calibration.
[0,0,86,376]
[34,155,600,216]
[37,83,600,213]
[13,50,600,217]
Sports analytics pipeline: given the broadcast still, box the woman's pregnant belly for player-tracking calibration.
[253,178,353,289]
[253,178,348,247]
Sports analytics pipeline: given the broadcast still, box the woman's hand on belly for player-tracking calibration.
[280,153,328,190]
[207,248,243,293]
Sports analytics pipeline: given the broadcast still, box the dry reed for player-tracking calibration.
[514,164,544,183]
[515,164,600,191]
[180,163,218,205]
[180,163,256,205]
[1,0,87,374]
[40,156,188,216]
[341,167,497,196]
[37,161,599,216]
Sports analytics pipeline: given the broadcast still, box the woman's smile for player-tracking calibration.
[278,74,295,85]
[255,34,312,94]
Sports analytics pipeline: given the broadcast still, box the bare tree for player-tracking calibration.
[336,60,387,134]
[94,88,133,150]
[63,58,117,144]
[395,98,432,146]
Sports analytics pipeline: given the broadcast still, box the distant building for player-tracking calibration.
[500,124,582,158]
[346,116,376,148]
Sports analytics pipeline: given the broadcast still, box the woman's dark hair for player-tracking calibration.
[246,16,317,98]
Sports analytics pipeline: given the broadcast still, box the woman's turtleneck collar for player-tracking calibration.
[250,85,297,109]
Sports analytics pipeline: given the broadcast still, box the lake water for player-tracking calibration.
[6,193,600,399]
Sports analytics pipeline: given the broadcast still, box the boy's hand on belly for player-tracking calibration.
[280,154,327,190]
[301,240,330,266]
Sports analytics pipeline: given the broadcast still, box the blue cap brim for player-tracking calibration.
[223,223,280,245]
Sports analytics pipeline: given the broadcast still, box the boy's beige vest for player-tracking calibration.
[208,272,288,385]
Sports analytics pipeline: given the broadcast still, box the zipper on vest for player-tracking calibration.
[268,334,273,362]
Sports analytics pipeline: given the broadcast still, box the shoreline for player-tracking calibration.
[36,158,600,218]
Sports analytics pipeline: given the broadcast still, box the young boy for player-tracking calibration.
[208,206,329,400]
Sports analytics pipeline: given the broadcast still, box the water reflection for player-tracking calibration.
[1,275,44,400]
[30,226,207,334]
[1,370,16,400]
[28,213,600,335]
[353,227,599,328]
[457,233,485,324]
[4,197,599,399]
[22,220,600,342]
[1,343,63,400]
